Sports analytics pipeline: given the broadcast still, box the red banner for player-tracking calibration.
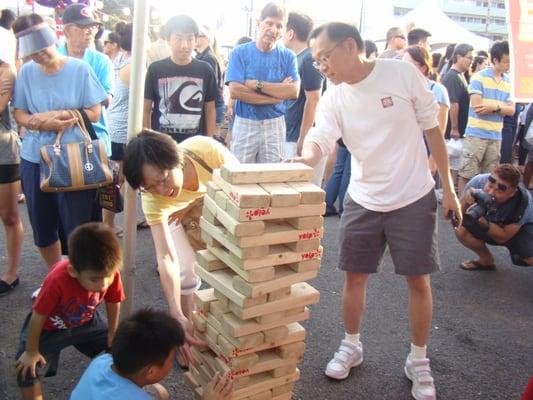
[506,0,533,102]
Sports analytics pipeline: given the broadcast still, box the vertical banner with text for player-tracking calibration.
[506,0,533,101]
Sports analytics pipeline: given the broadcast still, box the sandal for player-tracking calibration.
[460,260,496,271]
[0,277,20,296]
[137,220,149,230]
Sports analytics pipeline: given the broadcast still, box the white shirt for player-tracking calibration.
[305,59,438,212]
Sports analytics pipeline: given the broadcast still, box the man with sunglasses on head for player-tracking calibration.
[291,22,461,400]
[456,164,533,270]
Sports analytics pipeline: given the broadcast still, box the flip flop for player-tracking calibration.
[0,277,19,296]
[460,260,496,271]
[136,220,149,230]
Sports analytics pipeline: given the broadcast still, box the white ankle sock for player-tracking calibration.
[409,343,427,359]
[345,332,360,345]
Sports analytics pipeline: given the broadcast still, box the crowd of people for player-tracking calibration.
[0,2,532,399]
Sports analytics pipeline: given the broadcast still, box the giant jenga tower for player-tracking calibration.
[184,163,325,400]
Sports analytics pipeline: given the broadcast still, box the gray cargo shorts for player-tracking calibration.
[338,189,439,275]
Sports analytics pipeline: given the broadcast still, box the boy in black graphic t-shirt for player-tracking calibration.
[144,15,217,143]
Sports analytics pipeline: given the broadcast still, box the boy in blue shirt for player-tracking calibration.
[72,309,233,399]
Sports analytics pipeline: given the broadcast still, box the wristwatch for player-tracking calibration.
[494,104,501,113]
[256,80,264,93]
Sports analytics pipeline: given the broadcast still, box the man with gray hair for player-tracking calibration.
[225,2,299,163]
[379,26,406,59]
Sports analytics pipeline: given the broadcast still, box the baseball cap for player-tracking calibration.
[63,4,101,26]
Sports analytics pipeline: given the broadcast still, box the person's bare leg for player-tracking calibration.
[458,176,469,197]
[405,274,432,347]
[181,293,194,320]
[21,383,43,400]
[455,226,494,266]
[38,241,62,269]
[524,162,533,189]
[0,181,23,283]
[342,272,369,334]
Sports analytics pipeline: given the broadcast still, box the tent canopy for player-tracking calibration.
[397,2,490,51]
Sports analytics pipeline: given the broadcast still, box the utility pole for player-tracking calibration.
[485,0,492,39]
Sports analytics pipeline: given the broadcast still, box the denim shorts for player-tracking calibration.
[16,310,108,387]
[338,190,439,275]
[20,159,97,248]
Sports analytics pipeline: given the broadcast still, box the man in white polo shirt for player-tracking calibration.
[291,22,461,400]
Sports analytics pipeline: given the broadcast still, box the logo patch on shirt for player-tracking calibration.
[381,97,394,108]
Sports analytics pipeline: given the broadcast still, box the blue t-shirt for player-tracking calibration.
[58,45,114,154]
[285,48,324,142]
[466,174,533,226]
[225,42,299,121]
[429,80,450,108]
[71,354,150,400]
[13,58,107,163]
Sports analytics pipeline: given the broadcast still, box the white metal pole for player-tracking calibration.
[121,0,150,318]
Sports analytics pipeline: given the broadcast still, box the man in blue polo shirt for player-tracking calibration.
[225,2,299,163]
[58,4,113,155]
[458,41,514,195]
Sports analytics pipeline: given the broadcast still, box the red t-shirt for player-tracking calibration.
[33,260,125,331]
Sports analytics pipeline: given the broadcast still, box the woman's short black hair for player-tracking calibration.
[116,22,132,52]
[112,308,185,375]
[309,22,364,54]
[122,129,183,190]
[12,13,44,35]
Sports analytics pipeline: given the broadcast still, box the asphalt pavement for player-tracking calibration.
[1,202,532,399]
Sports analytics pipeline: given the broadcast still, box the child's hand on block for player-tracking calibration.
[204,372,233,400]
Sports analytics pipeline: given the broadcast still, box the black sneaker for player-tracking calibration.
[0,277,19,296]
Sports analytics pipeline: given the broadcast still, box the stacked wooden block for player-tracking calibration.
[184,163,325,400]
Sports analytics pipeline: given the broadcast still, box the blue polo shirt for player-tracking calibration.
[465,67,511,140]
[225,42,299,121]
[58,44,114,155]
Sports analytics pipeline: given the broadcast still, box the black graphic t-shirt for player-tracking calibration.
[145,57,217,135]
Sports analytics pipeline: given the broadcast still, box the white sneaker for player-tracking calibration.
[325,339,363,380]
[404,357,436,400]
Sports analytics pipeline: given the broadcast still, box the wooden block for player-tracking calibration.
[213,289,230,308]
[210,300,230,319]
[193,288,217,314]
[255,311,285,324]
[196,249,226,272]
[272,383,294,396]
[284,307,305,317]
[230,350,299,380]
[222,307,310,337]
[285,215,324,230]
[272,393,292,400]
[262,326,289,342]
[271,365,297,378]
[287,181,325,204]
[221,163,314,184]
[232,267,319,298]
[226,201,326,222]
[232,369,300,400]
[213,170,271,208]
[201,231,221,248]
[192,311,207,332]
[229,352,259,369]
[206,180,221,199]
[229,283,319,320]
[233,223,323,249]
[267,287,291,302]
[193,387,204,400]
[214,189,228,210]
[285,238,320,252]
[217,330,265,356]
[250,391,273,400]
[184,371,200,390]
[202,206,222,226]
[201,218,269,259]
[288,259,321,273]
[276,341,306,359]
[233,376,252,390]
[204,194,266,237]
[259,182,301,207]
[209,245,275,283]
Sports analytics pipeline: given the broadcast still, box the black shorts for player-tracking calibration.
[467,222,533,266]
[16,310,108,387]
[0,164,20,184]
[110,142,126,162]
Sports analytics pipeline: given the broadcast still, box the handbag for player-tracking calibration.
[173,148,213,251]
[98,167,124,213]
[39,109,113,192]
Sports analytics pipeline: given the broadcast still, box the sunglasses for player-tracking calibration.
[487,175,509,192]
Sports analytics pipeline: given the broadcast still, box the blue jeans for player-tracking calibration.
[325,146,351,214]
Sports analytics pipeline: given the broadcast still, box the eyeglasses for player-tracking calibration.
[487,175,509,192]
[74,24,99,31]
[394,35,406,40]
[312,40,345,69]
[139,170,171,193]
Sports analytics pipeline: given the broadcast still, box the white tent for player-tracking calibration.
[397,2,490,51]
[2,0,55,16]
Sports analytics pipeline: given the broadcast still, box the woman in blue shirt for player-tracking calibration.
[12,14,107,270]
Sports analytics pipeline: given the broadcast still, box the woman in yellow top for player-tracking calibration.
[122,130,238,351]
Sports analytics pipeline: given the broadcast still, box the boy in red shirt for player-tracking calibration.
[15,223,125,400]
